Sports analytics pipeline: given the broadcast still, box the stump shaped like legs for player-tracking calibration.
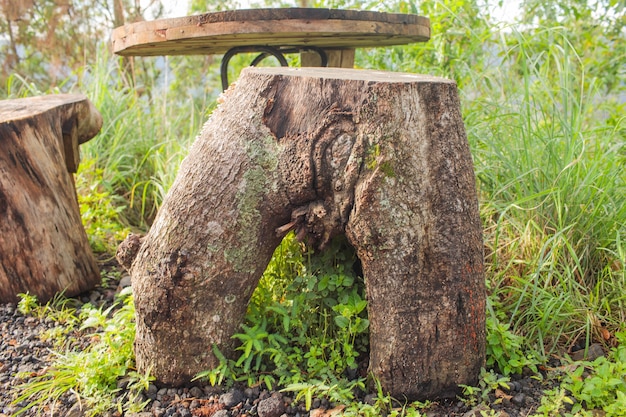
[119,68,485,400]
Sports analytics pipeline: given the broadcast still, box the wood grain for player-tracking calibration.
[112,8,430,56]
[0,94,102,303]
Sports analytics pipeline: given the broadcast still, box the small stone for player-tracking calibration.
[147,383,159,400]
[189,386,204,398]
[15,343,30,353]
[364,394,377,405]
[133,393,147,405]
[89,291,101,303]
[179,408,192,417]
[116,377,131,390]
[24,317,38,327]
[245,386,260,399]
[257,394,285,417]
[462,404,489,417]
[571,343,605,362]
[66,402,85,417]
[220,388,244,408]
[213,411,230,417]
[203,385,223,396]
[512,393,526,407]
[507,381,521,392]
[118,275,132,289]
[126,413,152,417]
[259,390,271,401]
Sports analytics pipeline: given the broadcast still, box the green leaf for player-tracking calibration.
[334,316,350,329]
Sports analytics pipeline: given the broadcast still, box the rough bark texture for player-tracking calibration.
[122,67,484,400]
[0,94,102,304]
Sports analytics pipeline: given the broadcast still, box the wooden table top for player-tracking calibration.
[112,8,430,56]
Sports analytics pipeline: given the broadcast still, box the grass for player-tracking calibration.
[4,0,626,415]
[78,46,211,228]
[472,27,626,358]
[12,290,152,417]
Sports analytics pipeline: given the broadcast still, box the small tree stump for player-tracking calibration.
[120,68,485,400]
[0,94,102,304]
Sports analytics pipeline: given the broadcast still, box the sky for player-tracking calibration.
[160,0,189,17]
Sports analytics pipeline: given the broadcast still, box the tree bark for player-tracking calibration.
[121,67,484,400]
[0,94,102,304]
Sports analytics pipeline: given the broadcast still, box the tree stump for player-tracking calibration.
[0,94,102,304]
[119,67,485,400]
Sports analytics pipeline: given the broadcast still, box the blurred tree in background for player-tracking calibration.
[0,0,163,89]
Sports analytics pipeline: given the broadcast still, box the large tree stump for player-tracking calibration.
[0,94,102,304]
[120,67,485,400]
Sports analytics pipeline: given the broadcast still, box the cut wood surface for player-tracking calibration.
[0,94,102,303]
[121,67,485,400]
[112,8,430,56]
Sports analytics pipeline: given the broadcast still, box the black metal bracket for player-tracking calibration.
[220,46,328,91]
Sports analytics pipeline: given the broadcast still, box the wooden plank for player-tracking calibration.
[327,49,355,68]
[112,8,430,57]
[118,8,426,29]
[302,48,355,68]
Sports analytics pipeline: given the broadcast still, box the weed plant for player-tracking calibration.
[196,234,370,391]
[75,159,130,253]
[562,331,626,415]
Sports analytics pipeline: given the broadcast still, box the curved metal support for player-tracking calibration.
[221,46,288,91]
[220,45,329,91]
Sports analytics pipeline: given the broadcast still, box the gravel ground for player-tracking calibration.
[1,259,560,417]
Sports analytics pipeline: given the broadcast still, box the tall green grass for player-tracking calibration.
[79,48,212,228]
[465,27,625,355]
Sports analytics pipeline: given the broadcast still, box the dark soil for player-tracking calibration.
[1,258,561,417]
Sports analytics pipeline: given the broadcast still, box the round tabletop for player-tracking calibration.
[112,8,430,57]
